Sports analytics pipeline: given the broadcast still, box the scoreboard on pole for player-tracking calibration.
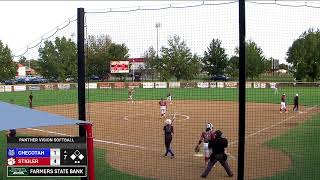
[7,137,87,177]
[110,61,129,73]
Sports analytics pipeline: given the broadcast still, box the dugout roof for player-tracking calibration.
[0,101,89,131]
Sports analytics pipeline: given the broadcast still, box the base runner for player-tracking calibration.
[280,94,288,113]
[159,98,167,118]
[195,123,215,165]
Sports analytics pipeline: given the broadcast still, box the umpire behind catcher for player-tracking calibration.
[201,130,233,178]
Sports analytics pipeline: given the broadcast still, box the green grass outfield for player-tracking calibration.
[258,114,320,180]
[0,87,319,107]
[0,132,152,180]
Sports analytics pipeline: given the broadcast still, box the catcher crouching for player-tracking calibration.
[201,130,233,178]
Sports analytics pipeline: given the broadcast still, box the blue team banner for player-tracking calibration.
[7,148,50,158]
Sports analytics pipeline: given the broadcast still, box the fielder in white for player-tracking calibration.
[273,83,278,94]
[195,123,215,165]
[167,93,173,104]
[127,87,134,103]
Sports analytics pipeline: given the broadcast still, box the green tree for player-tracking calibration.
[38,37,77,81]
[86,34,112,80]
[202,38,228,77]
[0,40,17,81]
[18,56,27,66]
[226,55,239,78]
[160,35,201,81]
[279,63,288,70]
[107,43,129,81]
[143,46,158,80]
[287,29,320,81]
[86,35,129,81]
[235,40,267,80]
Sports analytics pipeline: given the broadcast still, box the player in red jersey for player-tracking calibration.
[159,98,167,117]
[195,123,215,165]
[280,94,288,113]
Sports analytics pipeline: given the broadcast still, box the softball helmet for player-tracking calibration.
[206,123,213,130]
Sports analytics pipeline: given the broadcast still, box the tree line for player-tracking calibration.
[0,28,320,82]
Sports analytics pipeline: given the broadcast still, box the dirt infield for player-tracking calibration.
[20,100,319,180]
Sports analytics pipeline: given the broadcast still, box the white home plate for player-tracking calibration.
[193,153,203,157]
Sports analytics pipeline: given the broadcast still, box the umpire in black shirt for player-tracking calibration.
[201,130,233,178]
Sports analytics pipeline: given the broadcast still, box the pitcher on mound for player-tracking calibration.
[159,98,167,118]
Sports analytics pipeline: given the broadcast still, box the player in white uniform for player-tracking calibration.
[273,83,278,94]
[167,93,172,104]
[128,87,134,103]
[195,123,215,165]
[159,98,167,117]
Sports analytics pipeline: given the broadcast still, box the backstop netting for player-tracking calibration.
[245,1,320,180]
[84,1,239,180]
[1,1,320,180]
[0,14,81,179]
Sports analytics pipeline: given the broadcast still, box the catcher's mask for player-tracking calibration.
[215,130,222,137]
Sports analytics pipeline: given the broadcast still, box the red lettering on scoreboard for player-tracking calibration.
[110,61,129,73]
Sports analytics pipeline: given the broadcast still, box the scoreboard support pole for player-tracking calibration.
[83,123,95,180]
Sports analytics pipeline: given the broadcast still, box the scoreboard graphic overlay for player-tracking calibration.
[7,137,87,177]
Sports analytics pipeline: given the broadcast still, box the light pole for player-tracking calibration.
[155,23,161,58]
[155,23,161,80]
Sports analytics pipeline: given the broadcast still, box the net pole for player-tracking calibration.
[238,0,246,180]
[77,7,88,180]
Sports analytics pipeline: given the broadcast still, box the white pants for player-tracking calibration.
[281,102,286,111]
[203,143,211,158]
[167,96,172,102]
[160,106,166,115]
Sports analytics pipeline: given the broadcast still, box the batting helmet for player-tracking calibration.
[206,123,213,130]
[165,119,172,125]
